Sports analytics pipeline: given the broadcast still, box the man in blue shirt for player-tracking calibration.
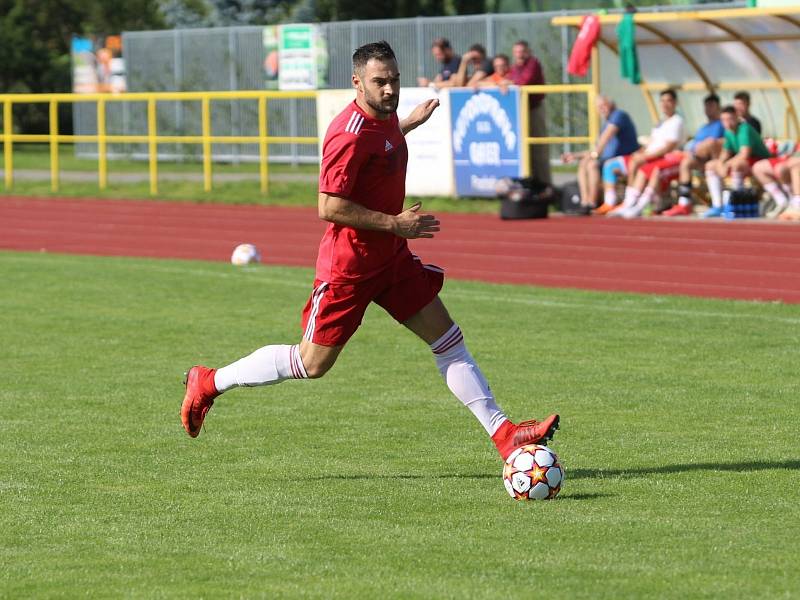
[663,93,725,216]
[417,38,461,87]
[561,95,639,209]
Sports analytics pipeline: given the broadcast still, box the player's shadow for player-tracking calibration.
[569,459,800,480]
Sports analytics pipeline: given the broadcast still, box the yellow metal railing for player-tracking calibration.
[0,90,318,195]
[518,83,598,178]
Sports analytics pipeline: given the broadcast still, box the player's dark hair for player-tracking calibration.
[431,37,451,50]
[704,93,720,105]
[469,43,487,57]
[721,105,737,116]
[352,41,396,75]
[494,53,510,64]
[660,88,677,101]
[734,91,751,103]
[513,40,529,48]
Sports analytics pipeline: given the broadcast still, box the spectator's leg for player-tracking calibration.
[704,159,725,208]
[753,159,789,218]
[585,157,600,206]
[530,103,551,184]
[577,155,591,205]
[677,154,699,207]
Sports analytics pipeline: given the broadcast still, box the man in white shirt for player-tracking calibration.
[607,89,686,218]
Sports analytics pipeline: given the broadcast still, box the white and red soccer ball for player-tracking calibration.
[503,444,564,501]
[230,243,261,266]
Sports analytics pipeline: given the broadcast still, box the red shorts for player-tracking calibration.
[300,251,445,347]
[767,156,789,168]
[636,151,684,182]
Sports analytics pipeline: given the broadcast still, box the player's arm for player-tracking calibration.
[318,193,440,239]
[736,145,752,161]
[400,99,440,135]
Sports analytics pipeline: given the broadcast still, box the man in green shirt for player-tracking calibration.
[702,105,771,218]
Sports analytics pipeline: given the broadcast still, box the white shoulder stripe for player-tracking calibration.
[344,111,359,134]
[344,112,365,135]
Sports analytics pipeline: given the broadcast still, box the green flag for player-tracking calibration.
[617,12,641,84]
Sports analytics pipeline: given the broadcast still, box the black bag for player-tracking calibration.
[559,180,590,216]
[496,177,555,220]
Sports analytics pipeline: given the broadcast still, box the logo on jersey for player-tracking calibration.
[344,112,365,135]
[385,140,394,152]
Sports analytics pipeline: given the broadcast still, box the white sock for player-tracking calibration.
[706,171,723,207]
[731,173,744,190]
[214,344,307,392]
[430,324,507,436]
[622,186,640,208]
[635,186,655,210]
[604,187,617,206]
[764,182,789,207]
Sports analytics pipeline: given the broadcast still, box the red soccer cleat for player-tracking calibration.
[492,415,560,460]
[181,366,219,438]
[660,204,693,217]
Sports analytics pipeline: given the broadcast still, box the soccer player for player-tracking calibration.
[662,93,725,217]
[753,151,800,219]
[702,105,771,218]
[606,89,685,218]
[181,41,559,460]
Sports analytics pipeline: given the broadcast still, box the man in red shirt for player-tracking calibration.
[180,41,559,461]
[508,40,551,184]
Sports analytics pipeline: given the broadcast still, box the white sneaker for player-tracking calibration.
[765,203,787,219]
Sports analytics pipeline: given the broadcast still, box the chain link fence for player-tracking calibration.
[74,2,740,164]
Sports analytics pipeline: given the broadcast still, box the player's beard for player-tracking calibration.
[365,88,399,115]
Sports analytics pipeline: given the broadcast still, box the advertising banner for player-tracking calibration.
[72,35,126,94]
[277,24,328,90]
[449,88,521,197]
[397,88,454,197]
[315,88,455,197]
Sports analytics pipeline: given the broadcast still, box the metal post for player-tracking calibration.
[589,46,600,146]
[50,100,59,192]
[202,95,212,192]
[561,23,571,155]
[259,95,269,194]
[4,101,13,189]
[228,28,240,164]
[97,98,107,190]
[520,90,530,178]
[148,97,158,195]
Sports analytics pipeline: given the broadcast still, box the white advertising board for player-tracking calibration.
[315,88,455,197]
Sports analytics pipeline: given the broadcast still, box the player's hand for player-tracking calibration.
[402,99,440,134]
[393,202,440,239]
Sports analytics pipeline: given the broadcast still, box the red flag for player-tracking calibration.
[567,15,600,78]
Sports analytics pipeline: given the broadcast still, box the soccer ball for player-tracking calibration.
[502,444,564,501]
[230,243,261,266]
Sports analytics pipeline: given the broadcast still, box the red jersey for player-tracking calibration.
[317,100,410,283]
[567,15,600,77]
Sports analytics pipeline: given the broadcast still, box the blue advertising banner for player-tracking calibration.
[449,88,521,197]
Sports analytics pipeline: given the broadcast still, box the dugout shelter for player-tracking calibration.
[552,5,800,141]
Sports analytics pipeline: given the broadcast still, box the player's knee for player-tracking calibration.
[303,360,331,379]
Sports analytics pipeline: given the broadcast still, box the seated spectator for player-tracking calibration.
[561,95,639,209]
[604,89,686,218]
[779,156,800,221]
[450,44,493,87]
[733,91,762,135]
[702,105,773,218]
[477,54,512,88]
[662,93,725,217]
[417,38,461,87]
[752,146,800,218]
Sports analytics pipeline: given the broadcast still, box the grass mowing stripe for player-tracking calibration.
[1,251,799,598]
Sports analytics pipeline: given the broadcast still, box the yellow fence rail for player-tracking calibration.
[518,83,599,178]
[0,90,319,195]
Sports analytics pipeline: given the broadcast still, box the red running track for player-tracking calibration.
[2,195,800,303]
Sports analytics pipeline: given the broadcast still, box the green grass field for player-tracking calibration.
[2,251,799,598]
